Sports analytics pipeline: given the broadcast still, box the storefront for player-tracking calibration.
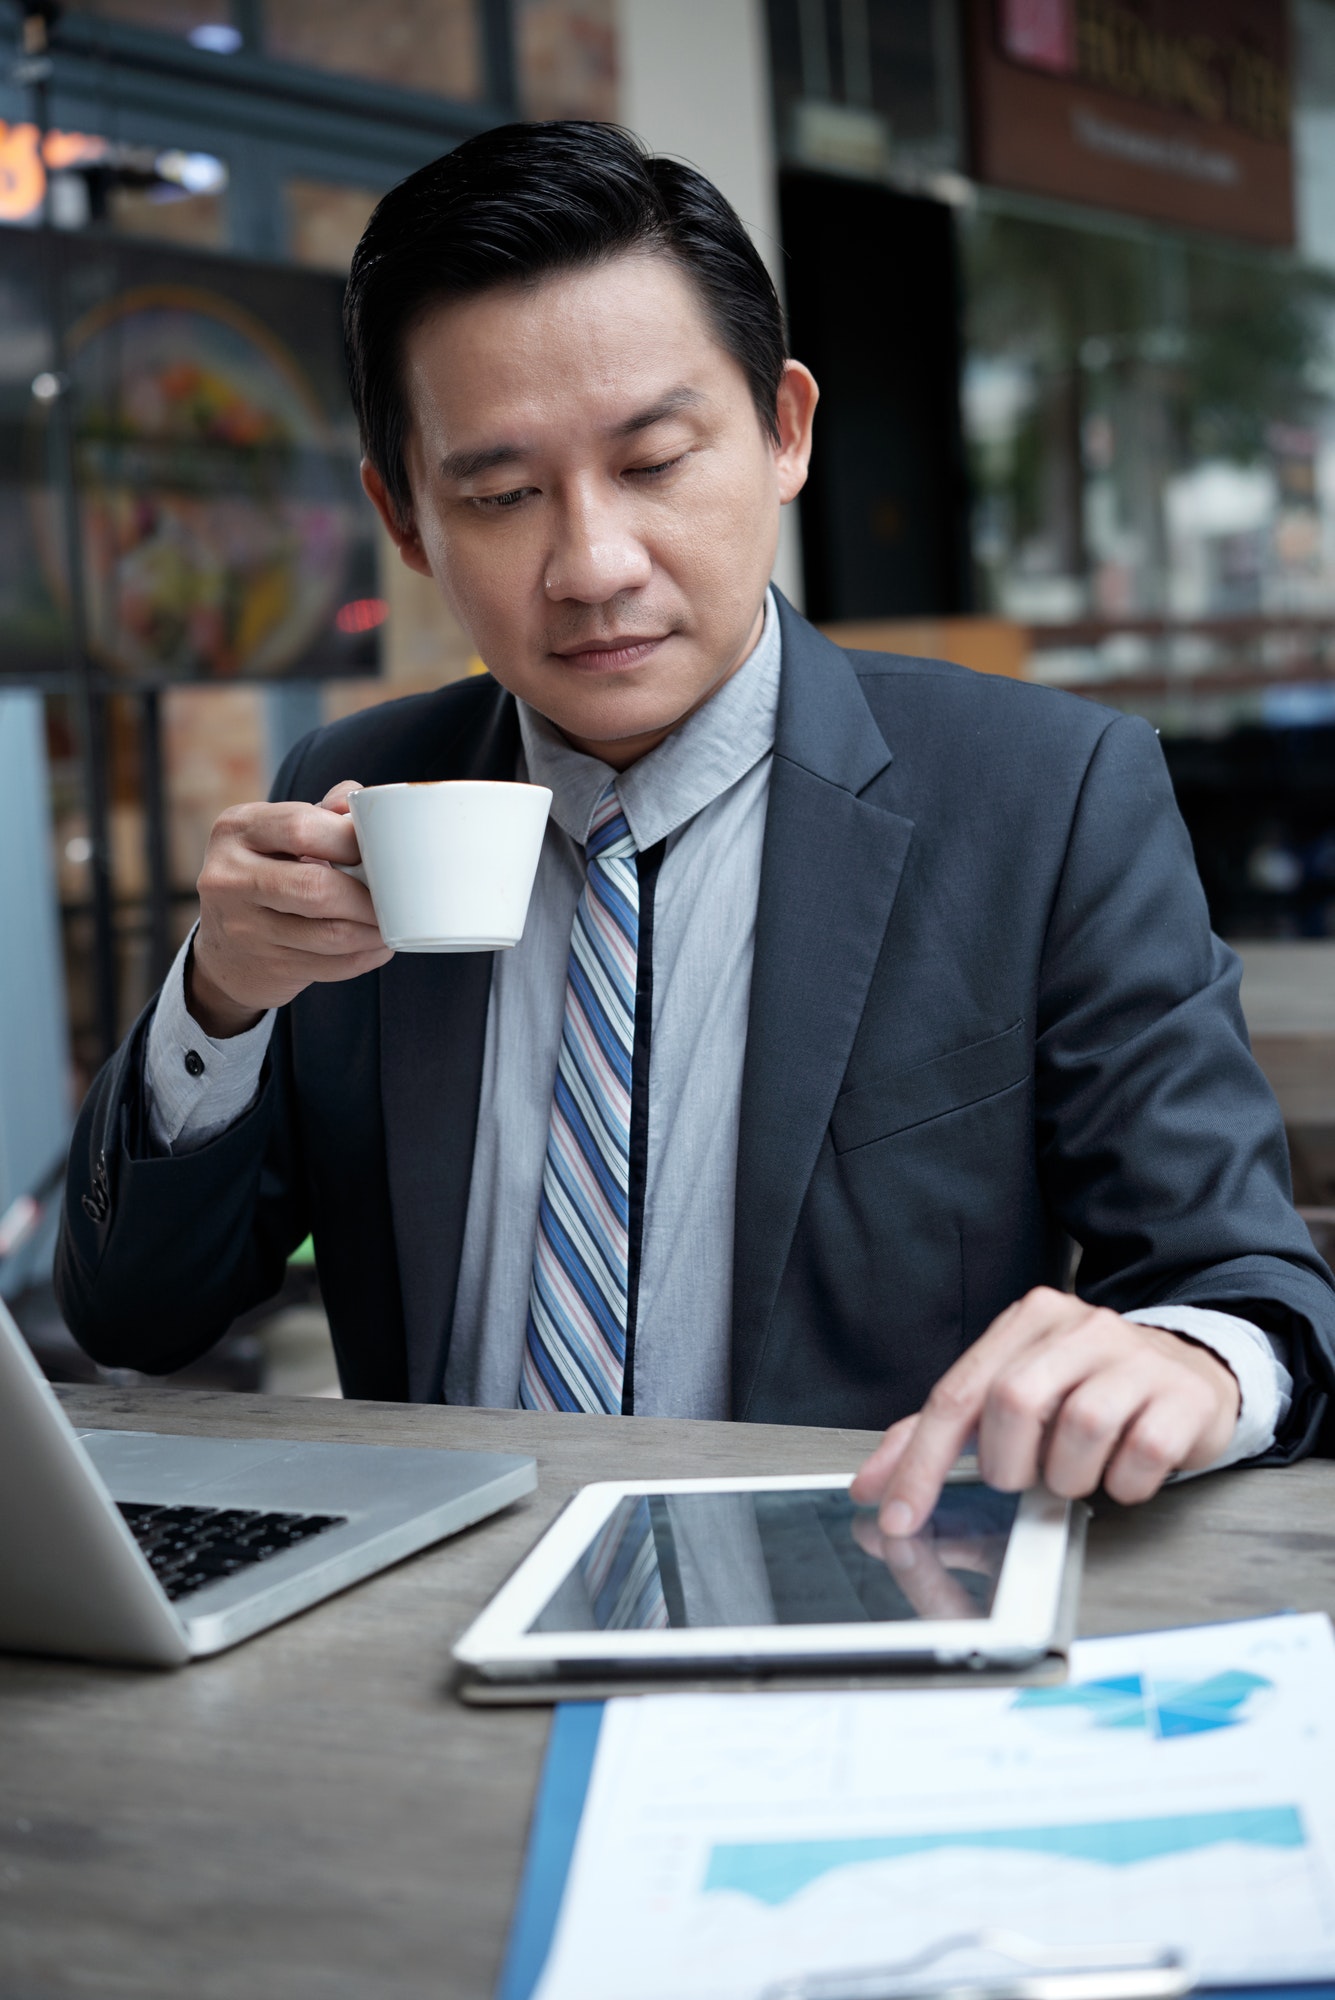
[0,0,615,1282]
[0,0,614,1115]
[769,0,1335,941]
[4,0,1335,1265]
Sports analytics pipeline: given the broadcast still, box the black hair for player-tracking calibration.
[344,120,787,525]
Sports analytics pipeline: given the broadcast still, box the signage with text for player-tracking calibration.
[968,0,1294,245]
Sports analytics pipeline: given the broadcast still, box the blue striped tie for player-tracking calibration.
[583,1497,670,1629]
[520,783,638,1414]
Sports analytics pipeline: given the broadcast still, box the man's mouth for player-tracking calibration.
[549,634,668,672]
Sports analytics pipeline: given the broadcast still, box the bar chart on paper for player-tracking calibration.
[529,1616,1335,2000]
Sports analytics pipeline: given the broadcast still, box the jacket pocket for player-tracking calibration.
[831,1021,1029,1154]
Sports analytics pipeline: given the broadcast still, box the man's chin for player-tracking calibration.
[527,675,700,747]
[535,692,703,765]
[556,712,687,756]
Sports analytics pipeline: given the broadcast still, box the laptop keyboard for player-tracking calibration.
[117,1502,348,1601]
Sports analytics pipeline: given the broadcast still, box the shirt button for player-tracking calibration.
[184,1049,205,1078]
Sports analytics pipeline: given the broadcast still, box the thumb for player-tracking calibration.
[320,779,364,815]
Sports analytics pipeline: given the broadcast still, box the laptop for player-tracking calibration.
[0,1296,536,1668]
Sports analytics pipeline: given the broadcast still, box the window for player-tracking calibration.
[262,0,483,101]
[960,207,1335,627]
[75,0,236,43]
[285,178,380,274]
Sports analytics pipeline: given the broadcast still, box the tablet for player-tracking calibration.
[452,1472,1076,1684]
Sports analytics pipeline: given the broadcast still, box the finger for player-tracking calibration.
[213,883,384,957]
[1158,1335,1240,1467]
[1103,1385,1217,1506]
[247,853,379,929]
[235,941,394,993]
[849,1415,918,1505]
[924,1537,1004,1579]
[975,1309,1134,1493]
[850,1512,886,1560]
[876,1288,1078,1534]
[853,1513,1002,1588]
[873,1532,981,1621]
[193,937,393,1014]
[320,779,364,814]
[226,799,362,865]
[1037,1364,1158,1498]
[1017,1326,1235,1501]
[241,906,388,960]
[300,943,395,983]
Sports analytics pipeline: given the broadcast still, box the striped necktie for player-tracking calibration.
[582,1496,670,1630]
[520,782,638,1414]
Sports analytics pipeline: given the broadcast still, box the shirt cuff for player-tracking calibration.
[1122,1304,1293,1473]
[144,927,276,1154]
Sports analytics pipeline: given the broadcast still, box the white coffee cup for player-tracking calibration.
[341,780,552,952]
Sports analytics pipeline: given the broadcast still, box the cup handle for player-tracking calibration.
[334,861,368,887]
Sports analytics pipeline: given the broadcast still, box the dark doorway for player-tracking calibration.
[780,171,971,622]
[1161,723,1335,941]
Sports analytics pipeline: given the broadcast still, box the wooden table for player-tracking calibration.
[5,1388,1335,2000]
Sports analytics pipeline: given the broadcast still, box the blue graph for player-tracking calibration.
[1013,1670,1271,1738]
[704,1806,1305,1906]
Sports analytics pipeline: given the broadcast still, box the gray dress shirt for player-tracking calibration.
[143,594,1289,1459]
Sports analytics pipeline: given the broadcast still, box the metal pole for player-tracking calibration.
[798,0,832,102]
[140,689,172,990]
[20,4,120,1061]
[479,0,517,115]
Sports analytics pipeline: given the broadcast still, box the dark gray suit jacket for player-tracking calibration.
[57,597,1335,1452]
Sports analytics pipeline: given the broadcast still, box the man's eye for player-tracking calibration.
[630,454,686,480]
[473,487,533,510]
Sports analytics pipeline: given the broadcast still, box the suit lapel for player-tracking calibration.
[731,599,915,1418]
[380,680,521,1401]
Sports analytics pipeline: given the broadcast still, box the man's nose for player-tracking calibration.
[544,487,653,603]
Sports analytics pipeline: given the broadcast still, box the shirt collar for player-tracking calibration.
[517,588,781,851]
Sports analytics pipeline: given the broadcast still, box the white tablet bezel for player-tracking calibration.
[453,1471,1072,1681]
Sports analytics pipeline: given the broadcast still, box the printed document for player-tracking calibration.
[532,1613,1335,2000]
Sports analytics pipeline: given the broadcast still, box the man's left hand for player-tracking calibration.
[849,1287,1241,1536]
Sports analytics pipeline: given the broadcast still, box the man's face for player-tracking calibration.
[363,252,816,766]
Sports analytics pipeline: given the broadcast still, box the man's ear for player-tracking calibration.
[360,459,433,578]
[772,360,818,506]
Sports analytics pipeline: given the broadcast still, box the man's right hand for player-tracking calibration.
[188,780,393,1037]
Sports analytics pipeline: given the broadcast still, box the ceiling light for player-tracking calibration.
[187,23,243,53]
[155,150,228,195]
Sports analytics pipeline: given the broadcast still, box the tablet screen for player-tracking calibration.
[526,1484,1019,1634]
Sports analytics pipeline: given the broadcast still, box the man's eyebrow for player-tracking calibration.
[438,388,704,483]
[610,386,704,439]
[438,441,526,483]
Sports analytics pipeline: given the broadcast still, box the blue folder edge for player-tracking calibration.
[495,1700,1335,2000]
[496,1702,606,2000]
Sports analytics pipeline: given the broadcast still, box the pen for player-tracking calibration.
[756,1928,1195,2000]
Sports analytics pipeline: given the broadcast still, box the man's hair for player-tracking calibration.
[344,121,787,525]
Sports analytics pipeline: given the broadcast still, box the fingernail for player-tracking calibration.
[880,1500,913,1536]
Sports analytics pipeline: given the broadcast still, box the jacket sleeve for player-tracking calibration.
[1034,710,1335,1462]
[54,737,317,1374]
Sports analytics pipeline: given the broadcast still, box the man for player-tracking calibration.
[58,122,1335,1539]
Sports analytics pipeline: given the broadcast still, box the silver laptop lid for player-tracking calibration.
[0,1296,538,1668]
[0,1296,191,1665]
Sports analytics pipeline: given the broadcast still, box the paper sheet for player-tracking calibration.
[531,1613,1335,2000]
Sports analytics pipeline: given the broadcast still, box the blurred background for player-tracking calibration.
[3,0,1334,1396]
